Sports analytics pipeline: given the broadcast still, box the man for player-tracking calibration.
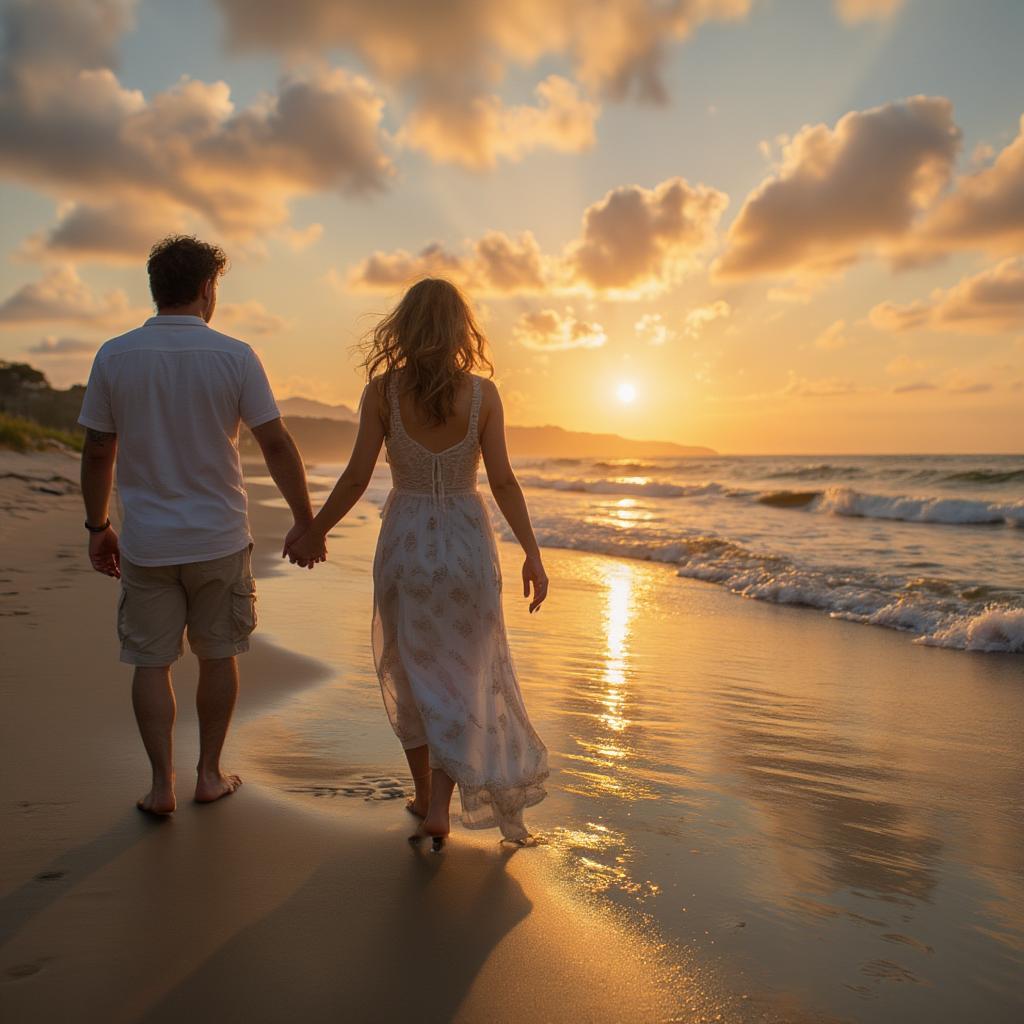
[78,235,324,815]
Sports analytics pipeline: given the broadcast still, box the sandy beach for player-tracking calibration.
[2,451,1022,1023]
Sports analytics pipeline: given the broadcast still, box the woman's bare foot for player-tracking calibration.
[137,779,176,816]
[194,771,243,803]
[421,805,450,839]
[406,795,429,818]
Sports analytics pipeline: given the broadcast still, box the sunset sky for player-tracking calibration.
[0,0,1021,453]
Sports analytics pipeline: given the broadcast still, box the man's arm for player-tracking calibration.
[81,427,121,578]
[249,418,319,564]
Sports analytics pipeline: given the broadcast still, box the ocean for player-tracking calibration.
[307,453,1024,654]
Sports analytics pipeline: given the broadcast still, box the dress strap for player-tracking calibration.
[387,373,402,437]
[468,376,482,441]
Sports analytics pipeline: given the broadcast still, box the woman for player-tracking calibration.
[288,278,549,849]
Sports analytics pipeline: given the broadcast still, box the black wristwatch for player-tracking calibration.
[85,518,111,533]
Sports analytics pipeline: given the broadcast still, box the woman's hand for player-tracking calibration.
[522,554,548,613]
[284,524,327,569]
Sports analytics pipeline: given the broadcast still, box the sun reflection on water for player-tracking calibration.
[547,559,664,905]
[584,498,659,531]
[599,559,633,734]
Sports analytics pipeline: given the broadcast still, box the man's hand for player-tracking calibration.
[283,521,327,569]
[89,526,121,578]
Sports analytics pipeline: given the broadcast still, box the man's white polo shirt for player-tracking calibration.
[78,315,280,566]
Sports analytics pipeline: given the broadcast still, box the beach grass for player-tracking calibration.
[0,412,82,453]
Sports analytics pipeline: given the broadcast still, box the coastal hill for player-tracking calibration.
[277,397,357,421]
[242,416,715,461]
[0,363,716,459]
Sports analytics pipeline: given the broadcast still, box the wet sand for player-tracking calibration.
[1,453,741,1024]
[2,451,1022,1022]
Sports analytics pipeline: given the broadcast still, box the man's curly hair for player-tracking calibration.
[147,235,228,308]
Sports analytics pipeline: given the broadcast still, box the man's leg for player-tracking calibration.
[132,665,177,814]
[194,655,243,803]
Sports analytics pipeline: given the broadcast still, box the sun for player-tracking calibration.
[616,381,637,404]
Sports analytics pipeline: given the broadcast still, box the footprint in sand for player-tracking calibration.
[287,775,410,802]
[6,961,45,980]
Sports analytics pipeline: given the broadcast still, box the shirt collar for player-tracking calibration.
[144,315,208,326]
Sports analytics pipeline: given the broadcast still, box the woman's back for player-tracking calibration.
[383,372,482,499]
[392,372,477,454]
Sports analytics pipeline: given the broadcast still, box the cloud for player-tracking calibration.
[714,97,961,280]
[683,300,731,336]
[947,378,992,394]
[635,312,674,346]
[892,381,937,394]
[567,177,728,293]
[399,75,599,170]
[513,308,607,351]
[348,231,547,295]
[0,1,393,255]
[814,319,848,350]
[0,265,140,328]
[349,175,726,297]
[782,373,859,397]
[216,301,289,335]
[870,258,1024,335]
[913,115,1024,257]
[214,0,751,106]
[835,0,904,23]
[27,336,98,354]
[280,223,323,252]
[20,199,186,262]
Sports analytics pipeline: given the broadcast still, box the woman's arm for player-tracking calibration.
[479,380,548,612]
[286,382,385,564]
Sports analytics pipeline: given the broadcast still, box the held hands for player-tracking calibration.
[522,553,548,613]
[282,518,327,569]
[89,526,121,578]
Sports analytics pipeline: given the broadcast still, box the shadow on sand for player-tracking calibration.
[141,836,531,1023]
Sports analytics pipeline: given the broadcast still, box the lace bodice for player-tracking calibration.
[384,374,482,498]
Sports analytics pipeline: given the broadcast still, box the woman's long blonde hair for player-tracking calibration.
[363,278,493,426]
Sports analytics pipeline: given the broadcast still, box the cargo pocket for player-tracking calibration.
[232,576,257,641]
[116,588,128,643]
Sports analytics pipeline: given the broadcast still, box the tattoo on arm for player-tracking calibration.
[85,428,117,450]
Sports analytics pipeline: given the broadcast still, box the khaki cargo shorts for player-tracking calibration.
[118,547,257,666]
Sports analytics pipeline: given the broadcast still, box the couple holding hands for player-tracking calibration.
[79,235,548,849]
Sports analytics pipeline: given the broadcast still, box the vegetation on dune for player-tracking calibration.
[0,411,83,452]
[0,362,86,452]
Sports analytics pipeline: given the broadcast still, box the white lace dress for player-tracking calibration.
[372,373,548,841]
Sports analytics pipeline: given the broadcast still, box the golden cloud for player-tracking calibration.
[0,1,393,257]
[0,265,143,328]
[714,97,961,281]
[349,177,727,298]
[513,308,607,351]
[870,258,1024,335]
[398,76,599,170]
[216,301,290,336]
[348,232,547,295]
[914,115,1024,256]
[214,0,751,104]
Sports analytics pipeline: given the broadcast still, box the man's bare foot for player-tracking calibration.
[137,782,176,816]
[194,771,243,804]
